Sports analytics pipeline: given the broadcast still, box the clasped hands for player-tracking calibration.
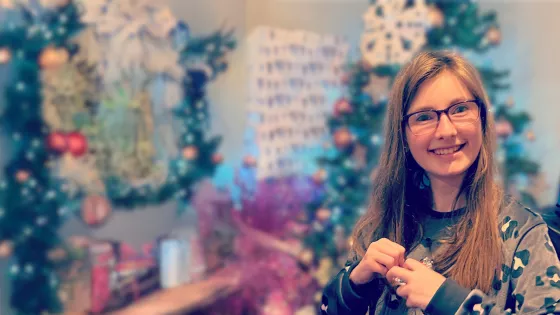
[349,238,446,310]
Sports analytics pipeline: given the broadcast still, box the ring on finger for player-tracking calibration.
[394,277,406,286]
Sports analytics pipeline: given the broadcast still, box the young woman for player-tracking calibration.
[321,51,560,314]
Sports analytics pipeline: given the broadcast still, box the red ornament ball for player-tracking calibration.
[46,131,68,154]
[334,98,352,116]
[67,132,88,157]
[15,170,30,183]
[312,169,327,184]
[486,27,501,45]
[81,195,112,227]
[315,208,332,222]
[495,119,513,138]
[333,128,353,149]
[243,155,257,167]
[212,153,224,164]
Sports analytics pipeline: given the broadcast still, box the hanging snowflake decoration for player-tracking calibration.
[360,0,428,67]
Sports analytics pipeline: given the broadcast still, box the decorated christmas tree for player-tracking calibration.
[305,0,541,272]
[0,1,236,313]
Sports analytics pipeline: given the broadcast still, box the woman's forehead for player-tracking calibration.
[407,72,473,113]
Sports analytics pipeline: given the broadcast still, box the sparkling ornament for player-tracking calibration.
[526,130,536,141]
[312,169,327,184]
[16,170,30,183]
[0,241,13,258]
[361,0,428,67]
[212,153,224,164]
[0,48,11,64]
[315,208,332,222]
[39,47,69,69]
[81,195,112,227]
[46,131,67,153]
[67,132,88,157]
[333,127,353,150]
[334,98,352,116]
[243,155,257,167]
[182,146,199,160]
[427,5,444,28]
[486,26,501,45]
[495,119,513,138]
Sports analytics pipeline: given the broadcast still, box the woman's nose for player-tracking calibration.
[434,114,458,139]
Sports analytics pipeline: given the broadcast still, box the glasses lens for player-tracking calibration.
[408,111,438,135]
[448,101,479,125]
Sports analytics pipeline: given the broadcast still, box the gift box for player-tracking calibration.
[52,245,92,314]
[89,240,160,314]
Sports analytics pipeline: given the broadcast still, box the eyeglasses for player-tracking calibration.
[402,100,481,136]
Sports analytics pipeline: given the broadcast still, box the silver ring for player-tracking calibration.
[394,277,406,286]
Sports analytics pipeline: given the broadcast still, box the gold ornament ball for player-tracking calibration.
[182,146,199,160]
[39,47,69,69]
[526,131,536,141]
[298,248,314,266]
[486,27,502,45]
[0,48,11,64]
[0,241,13,258]
[428,6,445,28]
[315,208,332,222]
[333,127,353,149]
[312,169,327,184]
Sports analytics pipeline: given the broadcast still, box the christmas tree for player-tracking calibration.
[0,1,235,313]
[305,0,541,272]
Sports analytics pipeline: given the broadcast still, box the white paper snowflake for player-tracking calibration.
[360,0,428,67]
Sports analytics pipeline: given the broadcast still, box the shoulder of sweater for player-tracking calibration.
[498,195,547,251]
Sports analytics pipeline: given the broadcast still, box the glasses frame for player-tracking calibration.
[402,99,482,135]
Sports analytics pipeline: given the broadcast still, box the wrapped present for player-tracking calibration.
[89,240,159,314]
[52,243,92,314]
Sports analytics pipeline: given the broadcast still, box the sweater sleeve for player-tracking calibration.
[452,223,560,315]
[320,260,384,315]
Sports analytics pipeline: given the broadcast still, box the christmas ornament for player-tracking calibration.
[361,0,428,67]
[526,130,535,141]
[0,241,13,258]
[505,96,515,108]
[15,170,30,183]
[334,98,352,116]
[0,48,11,64]
[298,248,314,266]
[182,146,199,160]
[243,155,257,167]
[333,127,353,149]
[39,47,69,69]
[46,131,68,154]
[67,132,88,157]
[486,26,501,45]
[427,5,444,28]
[312,169,327,184]
[315,208,331,222]
[495,119,513,138]
[212,153,224,164]
[81,195,112,227]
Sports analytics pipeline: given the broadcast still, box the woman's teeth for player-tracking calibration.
[433,145,463,155]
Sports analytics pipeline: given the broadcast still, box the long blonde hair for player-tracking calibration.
[350,51,505,293]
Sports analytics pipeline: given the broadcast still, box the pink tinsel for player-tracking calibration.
[192,175,320,314]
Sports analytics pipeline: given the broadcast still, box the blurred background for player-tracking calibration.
[0,0,558,314]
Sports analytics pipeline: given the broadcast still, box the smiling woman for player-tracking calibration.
[320,51,560,315]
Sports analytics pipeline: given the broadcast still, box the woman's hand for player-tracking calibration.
[349,238,406,285]
[386,258,446,310]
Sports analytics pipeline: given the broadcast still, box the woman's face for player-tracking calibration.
[404,71,483,182]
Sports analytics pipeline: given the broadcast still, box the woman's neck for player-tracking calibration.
[428,174,466,212]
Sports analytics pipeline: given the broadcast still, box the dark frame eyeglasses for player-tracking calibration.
[402,100,482,135]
